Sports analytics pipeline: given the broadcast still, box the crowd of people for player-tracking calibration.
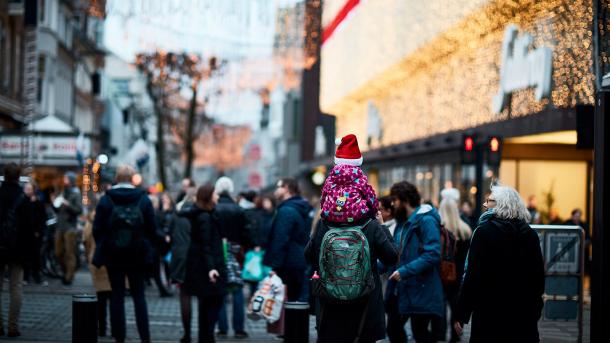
[0,134,574,343]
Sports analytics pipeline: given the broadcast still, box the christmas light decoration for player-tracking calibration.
[322,0,595,148]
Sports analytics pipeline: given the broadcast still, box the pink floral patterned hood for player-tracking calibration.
[320,164,379,224]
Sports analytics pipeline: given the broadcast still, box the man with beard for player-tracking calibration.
[386,181,444,343]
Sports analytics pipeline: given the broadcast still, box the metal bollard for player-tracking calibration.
[284,301,309,343]
[72,294,98,343]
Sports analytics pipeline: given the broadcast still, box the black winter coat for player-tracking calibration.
[215,194,250,246]
[0,182,30,265]
[169,209,192,284]
[305,219,398,343]
[264,196,313,270]
[456,213,545,343]
[180,206,227,298]
[93,187,159,268]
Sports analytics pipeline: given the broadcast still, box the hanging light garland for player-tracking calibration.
[322,0,595,147]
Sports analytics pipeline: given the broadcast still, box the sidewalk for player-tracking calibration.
[2,269,590,342]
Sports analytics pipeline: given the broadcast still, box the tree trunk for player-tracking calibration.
[147,80,168,188]
[184,85,197,179]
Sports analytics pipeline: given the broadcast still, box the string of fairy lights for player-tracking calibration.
[322,0,596,147]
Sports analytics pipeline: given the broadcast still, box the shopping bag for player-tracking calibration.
[247,273,285,324]
[242,250,270,282]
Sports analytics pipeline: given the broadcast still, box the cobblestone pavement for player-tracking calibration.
[1,269,590,343]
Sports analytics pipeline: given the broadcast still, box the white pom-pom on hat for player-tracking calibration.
[335,137,342,146]
[334,134,362,166]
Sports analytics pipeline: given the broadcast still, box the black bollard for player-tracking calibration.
[284,301,309,343]
[72,294,98,343]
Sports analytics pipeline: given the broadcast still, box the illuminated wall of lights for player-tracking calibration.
[321,0,595,149]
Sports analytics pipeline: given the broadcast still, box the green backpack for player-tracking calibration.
[314,219,375,303]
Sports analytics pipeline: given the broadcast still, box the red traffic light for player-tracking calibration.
[490,137,500,152]
[464,136,474,151]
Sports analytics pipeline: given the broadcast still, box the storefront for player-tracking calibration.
[320,0,595,223]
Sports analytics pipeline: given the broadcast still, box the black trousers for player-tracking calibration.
[386,294,437,343]
[107,266,150,341]
[97,291,111,335]
[198,296,223,343]
[276,267,305,301]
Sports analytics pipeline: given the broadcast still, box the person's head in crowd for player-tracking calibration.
[181,178,195,192]
[64,171,77,188]
[485,185,530,222]
[196,183,217,211]
[257,195,275,212]
[24,181,36,199]
[274,178,300,202]
[527,195,537,209]
[570,208,583,223]
[3,163,21,183]
[214,176,234,197]
[390,181,421,221]
[379,195,395,222]
[439,198,472,240]
[461,200,473,216]
[161,192,174,211]
[239,190,257,203]
[115,164,136,184]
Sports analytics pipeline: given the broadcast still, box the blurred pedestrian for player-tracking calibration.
[171,186,197,343]
[179,184,227,343]
[454,185,544,343]
[83,210,111,337]
[306,140,398,343]
[527,195,541,224]
[53,171,82,285]
[379,196,397,236]
[93,165,157,343]
[176,178,196,204]
[158,192,175,290]
[0,163,30,337]
[264,178,313,301]
[214,177,250,339]
[149,194,172,297]
[438,196,472,343]
[387,181,444,343]
[23,181,46,284]
[238,190,265,297]
[257,195,275,249]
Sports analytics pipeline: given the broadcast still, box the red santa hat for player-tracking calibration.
[334,134,363,166]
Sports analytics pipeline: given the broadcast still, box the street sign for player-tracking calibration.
[544,300,579,320]
[545,232,580,273]
[545,275,580,296]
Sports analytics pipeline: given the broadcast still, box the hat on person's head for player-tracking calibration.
[334,134,363,166]
[65,171,77,185]
[215,176,234,195]
[441,188,460,203]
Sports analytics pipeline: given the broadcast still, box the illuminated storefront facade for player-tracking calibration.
[320,0,595,221]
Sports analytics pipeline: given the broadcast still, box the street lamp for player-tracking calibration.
[97,154,109,165]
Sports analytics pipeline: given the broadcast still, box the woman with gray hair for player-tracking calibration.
[454,185,544,343]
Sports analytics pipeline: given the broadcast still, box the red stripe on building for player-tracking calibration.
[321,0,361,45]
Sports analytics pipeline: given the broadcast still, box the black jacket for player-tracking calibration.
[305,219,398,343]
[93,186,159,268]
[215,194,250,246]
[456,213,545,343]
[0,182,30,265]
[263,196,313,270]
[179,205,227,298]
[170,208,192,284]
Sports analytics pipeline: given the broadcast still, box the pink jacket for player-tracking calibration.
[320,164,379,223]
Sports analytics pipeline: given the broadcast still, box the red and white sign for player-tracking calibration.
[0,135,91,160]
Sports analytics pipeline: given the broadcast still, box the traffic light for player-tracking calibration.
[461,134,476,164]
[487,136,503,166]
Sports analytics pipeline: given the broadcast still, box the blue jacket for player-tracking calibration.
[263,196,313,270]
[388,204,444,317]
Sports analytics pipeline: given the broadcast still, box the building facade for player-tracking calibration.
[320,0,595,222]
